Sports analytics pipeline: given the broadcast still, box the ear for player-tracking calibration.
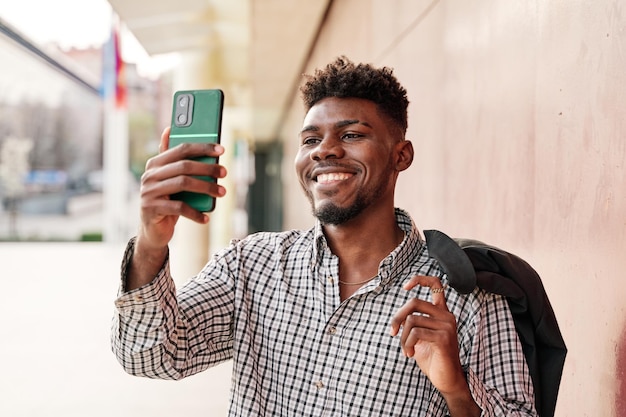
[395,140,414,171]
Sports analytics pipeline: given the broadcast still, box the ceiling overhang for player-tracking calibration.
[107,0,330,142]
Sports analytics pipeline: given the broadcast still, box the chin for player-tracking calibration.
[314,201,364,226]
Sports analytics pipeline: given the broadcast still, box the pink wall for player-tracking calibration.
[280,1,626,416]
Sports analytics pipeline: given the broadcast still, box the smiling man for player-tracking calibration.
[112,56,537,417]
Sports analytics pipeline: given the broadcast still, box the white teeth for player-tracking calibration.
[317,173,352,183]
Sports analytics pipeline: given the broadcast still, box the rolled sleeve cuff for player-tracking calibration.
[114,236,173,315]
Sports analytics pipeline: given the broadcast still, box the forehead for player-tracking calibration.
[302,97,383,129]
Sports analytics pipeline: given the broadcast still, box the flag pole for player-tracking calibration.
[102,13,129,243]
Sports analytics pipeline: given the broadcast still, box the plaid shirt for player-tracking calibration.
[112,209,536,416]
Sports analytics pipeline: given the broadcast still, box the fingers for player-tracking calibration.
[140,194,208,225]
[403,275,447,306]
[159,126,171,153]
[390,297,443,338]
[390,275,448,337]
[398,308,457,357]
[141,158,226,202]
[389,275,464,392]
[144,158,227,186]
[141,170,226,208]
[149,141,225,169]
[389,275,457,359]
[141,126,227,223]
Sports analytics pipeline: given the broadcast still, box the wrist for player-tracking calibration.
[441,368,481,417]
[126,235,169,291]
[135,232,169,258]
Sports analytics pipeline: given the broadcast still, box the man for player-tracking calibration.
[112,57,537,416]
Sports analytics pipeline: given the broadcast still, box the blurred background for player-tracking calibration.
[1,0,625,416]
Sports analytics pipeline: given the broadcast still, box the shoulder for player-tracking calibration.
[218,228,315,260]
[234,228,313,248]
[197,229,316,282]
[446,285,512,328]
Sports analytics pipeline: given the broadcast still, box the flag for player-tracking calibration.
[100,17,127,109]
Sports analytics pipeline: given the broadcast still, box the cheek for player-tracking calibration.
[294,155,312,196]
[294,150,309,174]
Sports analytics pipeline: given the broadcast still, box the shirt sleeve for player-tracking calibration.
[110,237,235,380]
[464,291,538,417]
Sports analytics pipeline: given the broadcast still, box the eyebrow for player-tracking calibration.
[300,119,371,134]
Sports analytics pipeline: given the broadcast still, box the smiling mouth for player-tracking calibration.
[316,172,353,184]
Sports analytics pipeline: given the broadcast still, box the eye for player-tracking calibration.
[341,132,364,140]
[301,136,321,146]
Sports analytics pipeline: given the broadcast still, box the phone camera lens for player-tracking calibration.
[178,96,189,107]
[177,114,187,124]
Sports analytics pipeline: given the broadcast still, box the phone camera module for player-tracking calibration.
[174,93,194,127]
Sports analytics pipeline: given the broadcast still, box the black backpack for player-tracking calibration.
[425,230,567,417]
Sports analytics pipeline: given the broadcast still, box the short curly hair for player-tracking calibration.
[300,56,409,137]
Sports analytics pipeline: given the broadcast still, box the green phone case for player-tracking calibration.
[169,89,224,212]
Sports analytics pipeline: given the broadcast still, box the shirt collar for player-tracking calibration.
[310,208,425,287]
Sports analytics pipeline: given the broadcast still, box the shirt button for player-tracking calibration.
[328,327,337,335]
[314,380,324,390]
[133,294,143,302]
[327,276,335,284]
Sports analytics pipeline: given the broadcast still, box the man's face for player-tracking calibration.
[294,97,401,225]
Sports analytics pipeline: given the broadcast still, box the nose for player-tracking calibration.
[310,136,344,161]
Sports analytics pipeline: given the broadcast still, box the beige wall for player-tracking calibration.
[279,1,626,416]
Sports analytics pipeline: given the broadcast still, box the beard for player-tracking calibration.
[313,194,368,225]
[309,172,391,226]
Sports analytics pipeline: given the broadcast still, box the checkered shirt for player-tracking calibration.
[112,209,537,416]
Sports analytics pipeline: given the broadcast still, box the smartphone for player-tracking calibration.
[169,89,224,212]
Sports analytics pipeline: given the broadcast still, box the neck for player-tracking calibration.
[322,208,404,298]
[322,208,402,256]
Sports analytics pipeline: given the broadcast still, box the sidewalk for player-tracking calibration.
[0,242,232,416]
